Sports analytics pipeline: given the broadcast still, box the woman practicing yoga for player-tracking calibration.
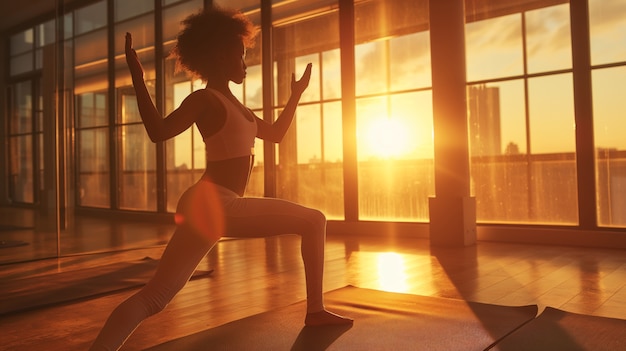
[90,6,352,351]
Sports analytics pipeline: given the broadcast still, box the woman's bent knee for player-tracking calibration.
[305,208,326,232]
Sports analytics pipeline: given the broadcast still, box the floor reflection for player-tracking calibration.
[376,252,409,293]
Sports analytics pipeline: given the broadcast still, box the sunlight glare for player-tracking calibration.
[366,117,411,159]
[376,252,408,293]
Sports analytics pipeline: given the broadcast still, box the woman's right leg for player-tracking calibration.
[89,228,218,351]
[90,181,224,351]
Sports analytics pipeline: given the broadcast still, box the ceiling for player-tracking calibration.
[1,0,570,34]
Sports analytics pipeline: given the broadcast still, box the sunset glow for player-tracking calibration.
[365,117,411,159]
[376,252,408,293]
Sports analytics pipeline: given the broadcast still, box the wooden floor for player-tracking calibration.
[1,216,626,350]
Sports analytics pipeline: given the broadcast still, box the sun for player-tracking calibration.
[366,117,411,159]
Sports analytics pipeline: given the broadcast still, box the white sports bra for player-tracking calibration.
[203,88,257,162]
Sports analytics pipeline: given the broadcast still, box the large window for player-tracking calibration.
[75,0,110,208]
[114,2,156,211]
[590,0,626,228]
[272,1,346,219]
[7,24,50,204]
[8,81,36,203]
[4,0,626,236]
[466,2,578,224]
[77,92,110,207]
[355,0,433,221]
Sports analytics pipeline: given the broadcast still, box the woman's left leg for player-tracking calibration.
[222,195,352,325]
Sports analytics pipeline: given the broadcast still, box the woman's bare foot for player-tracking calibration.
[305,310,353,326]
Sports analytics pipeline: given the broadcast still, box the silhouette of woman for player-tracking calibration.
[90,6,352,351]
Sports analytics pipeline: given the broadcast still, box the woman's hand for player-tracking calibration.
[291,63,312,97]
[125,32,144,80]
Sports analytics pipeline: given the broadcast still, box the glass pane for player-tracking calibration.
[119,124,157,210]
[9,136,34,203]
[75,45,108,96]
[355,97,384,161]
[589,0,626,65]
[37,19,56,47]
[525,4,572,74]
[74,28,107,66]
[78,128,110,207]
[469,80,530,223]
[10,29,33,55]
[473,155,532,223]
[64,13,74,39]
[117,15,154,221]
[115,13,155,88]
[322,49,341,100]
[120,93,143,124]
[114,14,155,57]
[167,127,192,168]
[75,0,107,35]
[529,74,576,155]
[115,0,154,22]
[356,92,434,221]
[77,92,108,128]
[291,103,342,215]
[10,52,33,76]
[390,31,431,91]
[593,67,626,227]
[468,85,503,157]
[354,0,433,222]
[162,0,202,42]
[273,3,342,218]
[10,81,32,134]
[528,73,577,224]
[355,40,387,96]
[323,101,343,163]
[390,92,434,160]
[296,104,322,164]
[529,155,578,224]
[244,64,263,109]
[466,14,524,81]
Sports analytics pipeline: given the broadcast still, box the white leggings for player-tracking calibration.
[90,180,327,351]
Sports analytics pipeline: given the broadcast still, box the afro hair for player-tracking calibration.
[171,6,259,81]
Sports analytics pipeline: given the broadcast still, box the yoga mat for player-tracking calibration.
[490,307,626,351]
[0,257,212,315]
[146,286,538,351]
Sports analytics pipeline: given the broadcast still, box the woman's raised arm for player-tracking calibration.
[125,32,199,142]
[256,63,312,143]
